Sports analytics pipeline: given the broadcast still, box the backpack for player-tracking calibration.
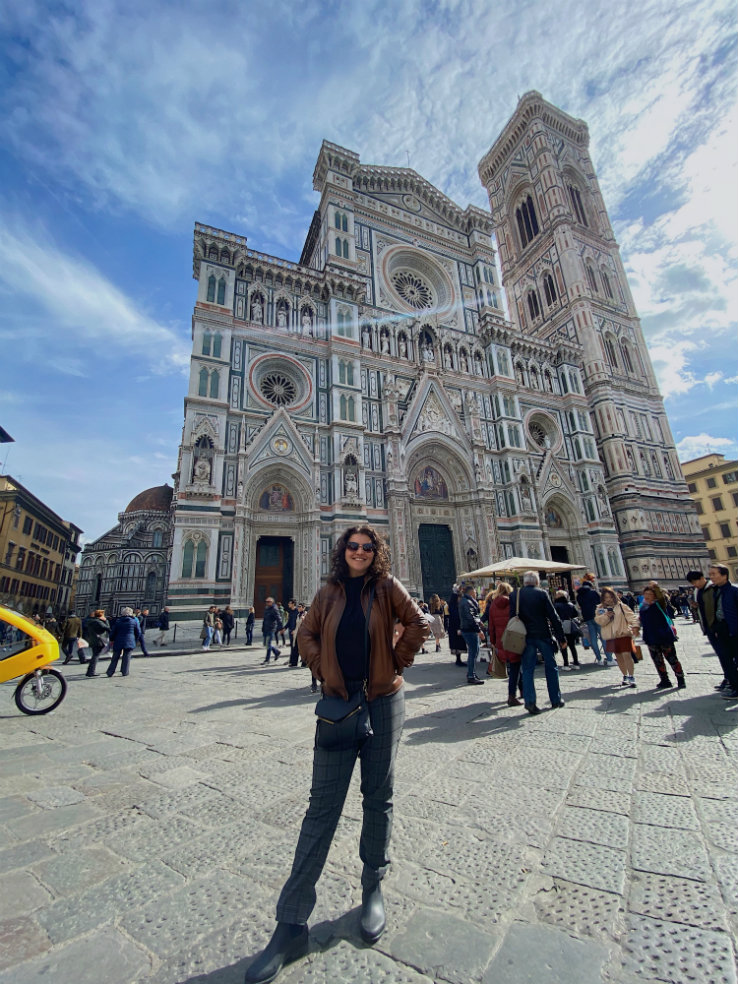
[501,589,527,655]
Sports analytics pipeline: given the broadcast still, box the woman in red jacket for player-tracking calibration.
[483,582,523,705]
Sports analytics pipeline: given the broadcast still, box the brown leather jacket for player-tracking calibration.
[297,575,428,700]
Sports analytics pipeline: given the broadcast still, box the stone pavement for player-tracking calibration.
[0,621,736,984]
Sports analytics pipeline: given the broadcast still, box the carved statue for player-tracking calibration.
[362,325,371,349]
[302,310,313,333]
[252,297,263,323]
[423,341,434,361]
[444,349,453,368]
[344,471,358,496]
[461,351,470,373]
[194,457,211,483]
[399,337,408,358]
[380,333,390,354]
[276,308,287,328]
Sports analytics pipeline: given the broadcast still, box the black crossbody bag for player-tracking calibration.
[315,584,375,751]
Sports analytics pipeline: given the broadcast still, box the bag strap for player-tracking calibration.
[656,602,672,626]
[515,587,521,616]
[362,583,376,692]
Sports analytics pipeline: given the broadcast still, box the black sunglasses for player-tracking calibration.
[346,541,376,553]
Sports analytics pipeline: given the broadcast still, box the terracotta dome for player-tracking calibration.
[124,485,173,514]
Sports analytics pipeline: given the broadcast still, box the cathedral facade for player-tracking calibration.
[166,92,707,619]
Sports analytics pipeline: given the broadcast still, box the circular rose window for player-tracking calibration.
[249,355,312,412]
[391,270,434,310]
[260,372,297,406]
[525,411,563,453]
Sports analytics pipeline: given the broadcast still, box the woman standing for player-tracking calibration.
[640,586,686,689]
[428,593,445,652]
[105,608,141,678]
[245,606,255,646]
[483,582,524,705]
[447,584,467,667]
[83,610,110,678]
[595,587,639,687]
[554,590,582,669]
[243,526,427,984]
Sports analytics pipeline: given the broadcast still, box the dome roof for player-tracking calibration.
[124,485,173,514]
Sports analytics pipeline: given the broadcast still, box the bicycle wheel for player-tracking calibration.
[14,669,67,715]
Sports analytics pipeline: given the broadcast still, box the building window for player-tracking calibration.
[198,367,209,396]
[217,278,226,305]
[335,211,348,232]
[711,496,724,511]
[723,471,737,484]
[209,370,219,399]
[688,482,697,493]
[527,291,541,321]
[727,545,737,557]
[720,523,731,538]
[22,516,32,535]
[707,477,717,489]
[515,194,539,249]
[15,547,25,570]
[153,531,163,548]
[605,337,618,367]
[568,185,588,226]
[182,540,207,579]
[202,332,211,356]
[695,501,703,514]
[708,548,717,559]
[701,526,711,541]
[621,343,634,373]
[602,270,614,298]
[212,334,222,359]
[207,275,216,302]
[339,361,346,384]
[733,492,738,507]
[586,264,598,293]
[543,273,557,306]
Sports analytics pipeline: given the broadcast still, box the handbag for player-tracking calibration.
[315,584,375,751]
[487,648,507,678]
[656,603,678,641]
[633,644,643,662]
[76,638,89,650]
[501,589,527,655]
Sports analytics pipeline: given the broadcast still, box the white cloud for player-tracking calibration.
[676,433,737,462]
[704,372,723,389]
[0,219,190,372]
[648,341,699,397]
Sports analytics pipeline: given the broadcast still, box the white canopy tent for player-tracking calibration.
[458,556,586,579]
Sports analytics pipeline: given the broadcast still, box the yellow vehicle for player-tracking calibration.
[0,605,67,714]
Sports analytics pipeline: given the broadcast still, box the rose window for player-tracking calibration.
[391,271,433,310]
[529,422,547,448]
[260,372,298,406]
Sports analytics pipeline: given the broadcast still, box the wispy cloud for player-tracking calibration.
[0,219,190,372]
[676,433,738,462]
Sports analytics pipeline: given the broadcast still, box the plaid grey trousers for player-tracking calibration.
[276,685,405,925]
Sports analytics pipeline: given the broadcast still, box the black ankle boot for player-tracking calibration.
[360,883,386,944]
[244,923,308,984]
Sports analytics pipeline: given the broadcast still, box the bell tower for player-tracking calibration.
[478,92,707,588]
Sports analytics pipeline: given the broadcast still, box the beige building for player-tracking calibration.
[0,475,82,615]
[682,454,738,578]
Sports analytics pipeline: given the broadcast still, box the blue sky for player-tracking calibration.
[1,0,736,543]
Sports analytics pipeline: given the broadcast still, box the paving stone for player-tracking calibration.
[631,824,712,882]
[634,771,691,796]
[579,752,637,780]
[565,785,631,814]
[482,921,609,984]
[0,796,38,822]
[32,846,128,896]
[391,859,522,923]
[556,806,629,847]
[0,871,51,919]
[106,812,203,861]
[621,913,736,984]
[533,878,622,940]
[714,856,738,916]
[629,871,729,930]
[37,859,185,943]
[573,771,633,793]
[0,915,52,971]
[0,928,152,984]
[0,838,55,875]
[542,837,627,894]
[5,801,100,842]
[280,938,436,984]
[26,785,87,809]
[703,822,738,854]
[631,790,700,829]
[146,916,273,984]
[389,907,499,983]
[119,871,251,955]
[697,798,738,824]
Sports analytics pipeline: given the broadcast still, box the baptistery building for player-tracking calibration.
[166,92,707,619]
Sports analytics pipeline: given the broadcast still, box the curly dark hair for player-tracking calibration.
[329,525,391,581]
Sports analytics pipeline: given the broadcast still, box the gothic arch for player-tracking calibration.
[244,463,316,514]
[405,437,474,496]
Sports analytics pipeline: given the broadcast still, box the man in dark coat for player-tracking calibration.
[708,565,738,700]
[106,607,142,677]
[447,585,467,667]
[61,612,85,664]
[153,607,171,647]
[576,573,606,663]
[510,571,567,715]
[261,598,283,664]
